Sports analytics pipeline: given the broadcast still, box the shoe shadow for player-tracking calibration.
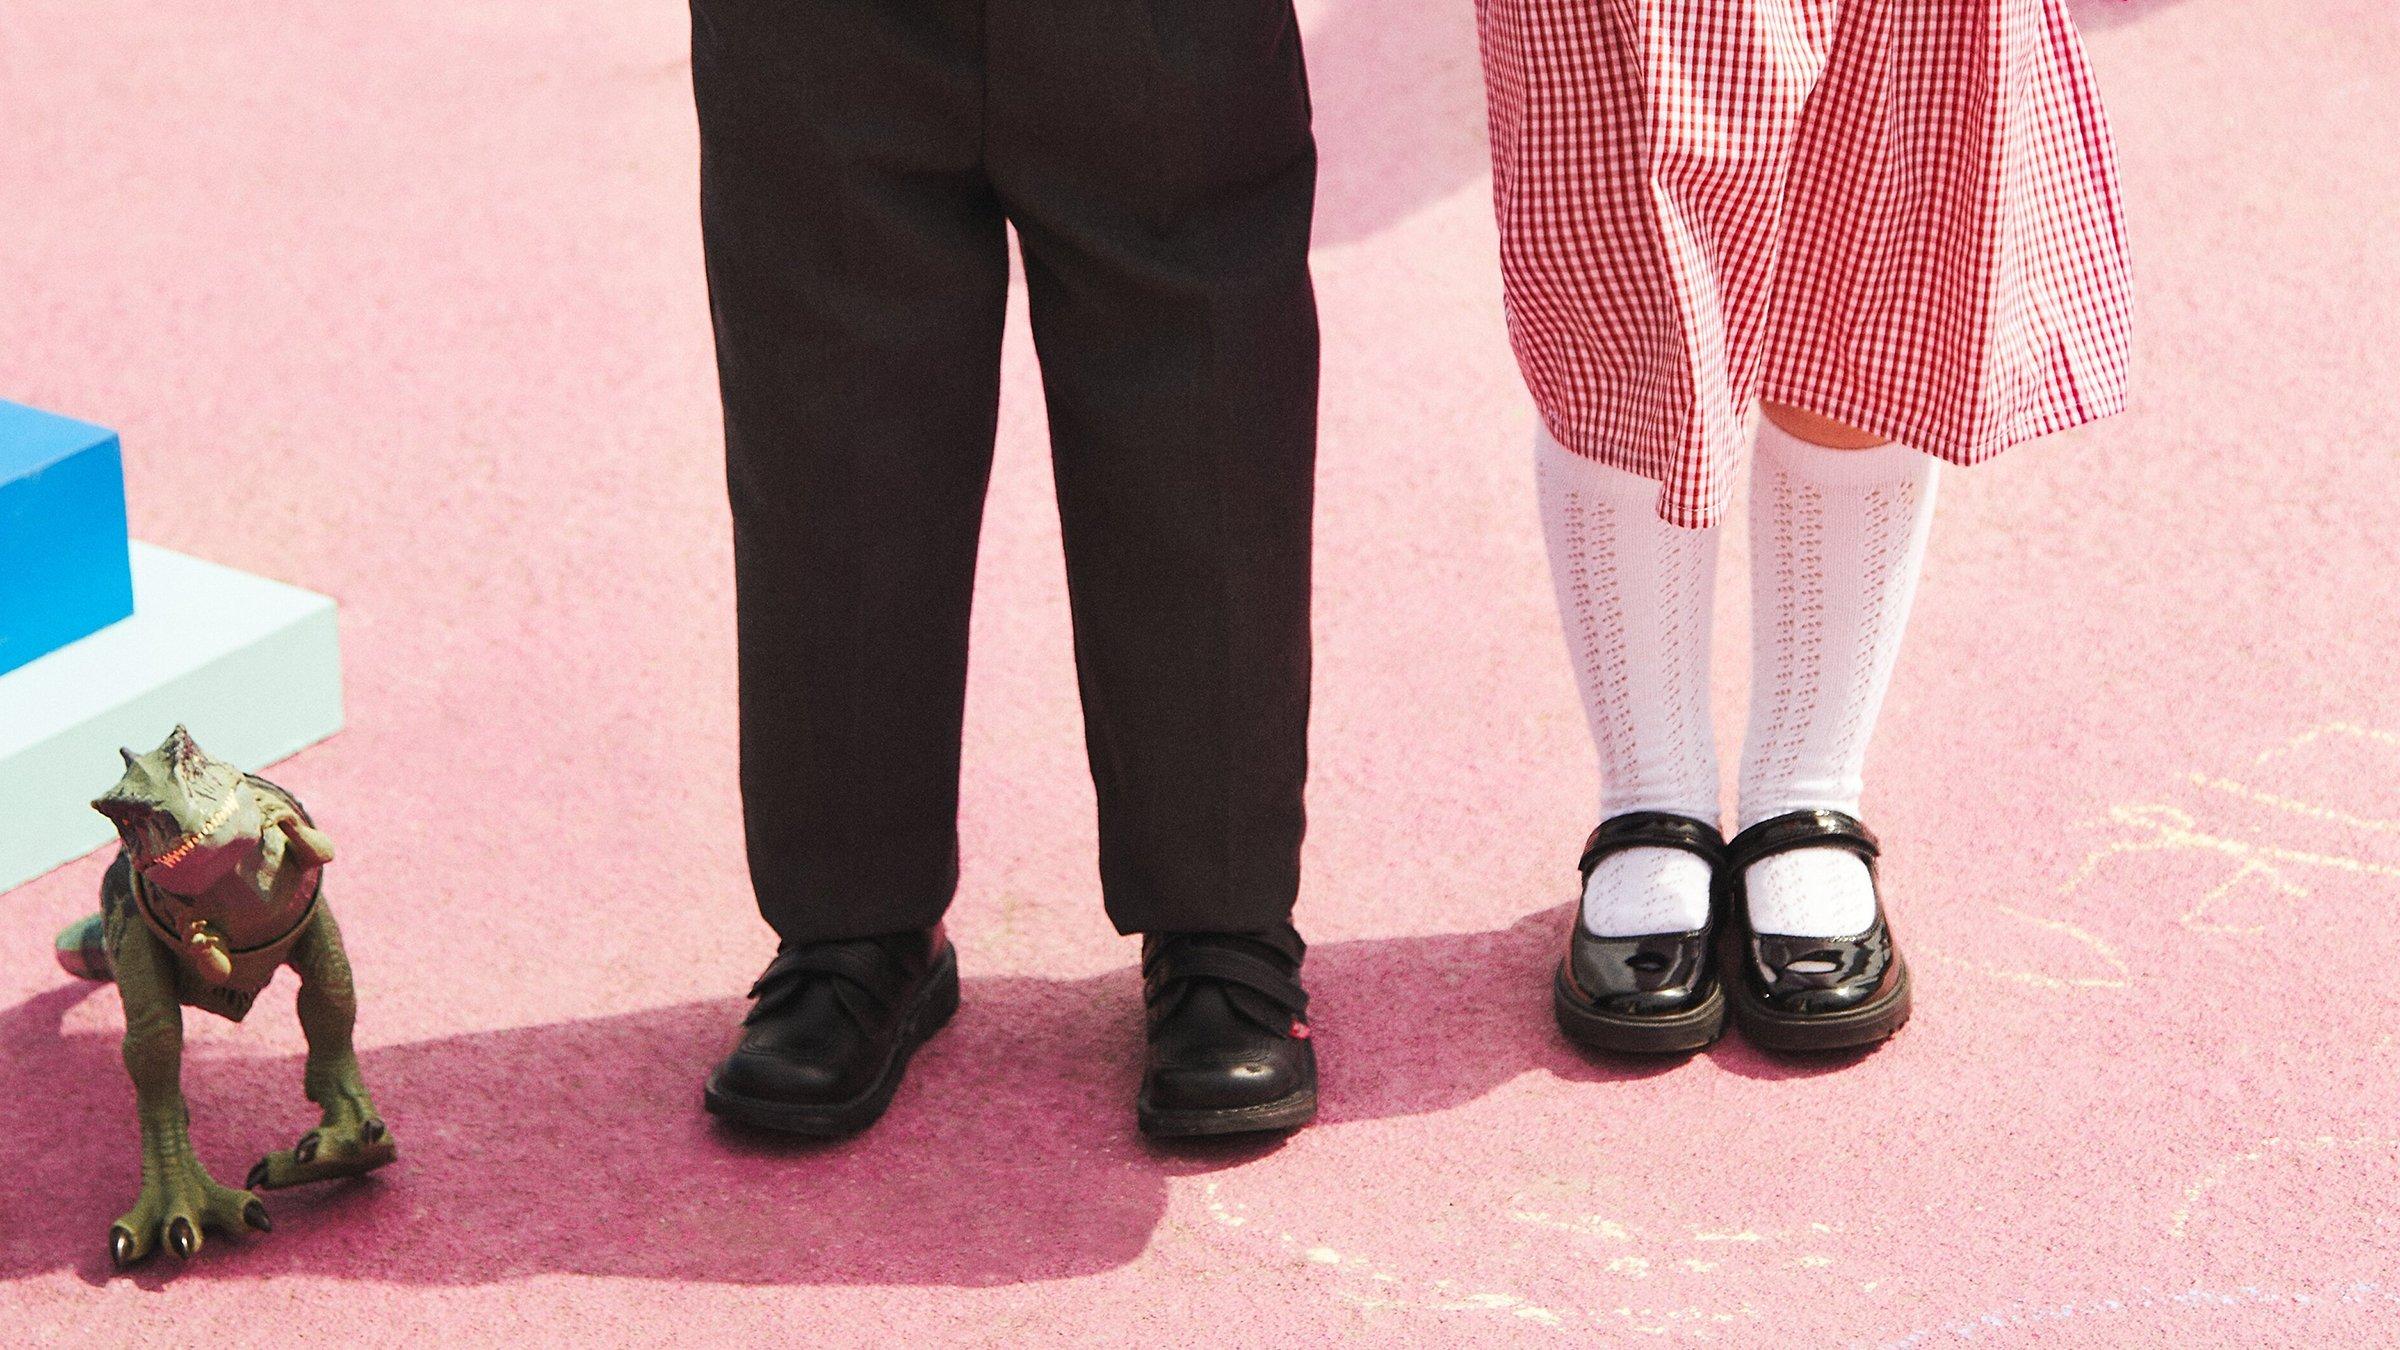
[0,906,1663,1289]
[1706,1038,1890,1081]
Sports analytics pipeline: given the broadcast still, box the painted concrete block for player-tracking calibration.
[0,543,342,890]
[0,401,136,676]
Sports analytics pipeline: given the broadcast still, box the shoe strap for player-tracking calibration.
[1578,811,1727,879]
[1724,809,1881,871]
[747,939,901,1025]
[1144,947,1309,1014]
[1142,932,1310,1027]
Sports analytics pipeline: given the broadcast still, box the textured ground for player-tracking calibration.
[4,0,2397,1344]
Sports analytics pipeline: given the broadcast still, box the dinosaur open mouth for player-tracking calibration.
[95,803,170,862]
[148,825,214,870]
[98,795,240,871]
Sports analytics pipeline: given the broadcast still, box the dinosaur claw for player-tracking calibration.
[295,1133,319,1165]
[167,1217,196,1259]
[244,1200,272,1232]
[109,1228,136,1270]
[247,1160,271,1190]
[361,1118,386,1143]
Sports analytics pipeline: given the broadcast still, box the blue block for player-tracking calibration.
[0,543,343,890]
[0,401,135,677]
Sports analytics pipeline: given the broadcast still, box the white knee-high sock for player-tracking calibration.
[1536,427,1722,936]
[1739,419,1939,937]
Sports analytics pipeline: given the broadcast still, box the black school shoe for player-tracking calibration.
[1136,926,1318,1138]
[1553,812,1730,1054]
[704,927,959,1136]
[1721,810,1913,1052]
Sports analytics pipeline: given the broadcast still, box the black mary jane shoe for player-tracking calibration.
[1136,926,1318,1138]
[1553,811,1730,1055]
[703,926,959,1137]
[1721,810,1912,1053]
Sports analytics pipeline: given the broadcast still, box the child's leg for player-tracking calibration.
[1536,427,1722,936]
[1738,410,1938,937]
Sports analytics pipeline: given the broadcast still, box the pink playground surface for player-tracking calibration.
[5,1,2397,1344]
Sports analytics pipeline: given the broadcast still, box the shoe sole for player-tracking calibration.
[1726,957,1912,1053]
[702,944,961,1138]
[1136,1086,1319,1139]
[1551,963,1727,1055]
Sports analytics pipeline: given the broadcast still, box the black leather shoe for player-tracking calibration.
[703,926,958,1136]
[1553,811,1729,1054]
[1721,810,1912,1052]
[1136,926,1317,1138]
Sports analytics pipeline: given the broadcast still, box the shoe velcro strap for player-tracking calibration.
[1144,945,1309,1018]
[747,943,898,1024]
[1724,809,1880,870]
[1579,811,1726,877]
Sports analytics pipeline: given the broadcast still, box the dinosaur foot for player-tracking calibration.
[109,1166,268,1269]
[247,1114,396,1191]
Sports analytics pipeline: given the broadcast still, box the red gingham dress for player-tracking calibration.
[1476,0,2134,528]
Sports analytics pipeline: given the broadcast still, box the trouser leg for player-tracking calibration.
[693,0,1008,942]
[988,0,1320,934]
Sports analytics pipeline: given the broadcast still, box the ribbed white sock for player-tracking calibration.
[1536,427,1722,936]
[1738,419,1939,937]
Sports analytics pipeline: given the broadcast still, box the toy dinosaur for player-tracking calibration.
[57,725,395,1269]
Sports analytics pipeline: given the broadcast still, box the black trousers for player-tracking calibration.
[692,0,1318,942]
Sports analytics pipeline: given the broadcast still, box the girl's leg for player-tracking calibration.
[1737,407,1939,937]
[1536,426,1722,936]
[1758,401,1887,450]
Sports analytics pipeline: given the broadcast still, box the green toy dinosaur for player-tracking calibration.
[58,726,395,1269]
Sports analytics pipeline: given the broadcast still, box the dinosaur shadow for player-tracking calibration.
[0,906,1817,1290]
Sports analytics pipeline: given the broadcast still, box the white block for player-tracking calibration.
[0,543,342,891]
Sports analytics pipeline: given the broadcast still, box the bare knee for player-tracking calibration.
[1762,401,1888,450]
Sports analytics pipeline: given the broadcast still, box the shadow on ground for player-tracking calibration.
[0,907,1820,1290]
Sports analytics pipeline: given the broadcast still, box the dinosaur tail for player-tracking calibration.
[58,851,131,982]
[56,911,111,982]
